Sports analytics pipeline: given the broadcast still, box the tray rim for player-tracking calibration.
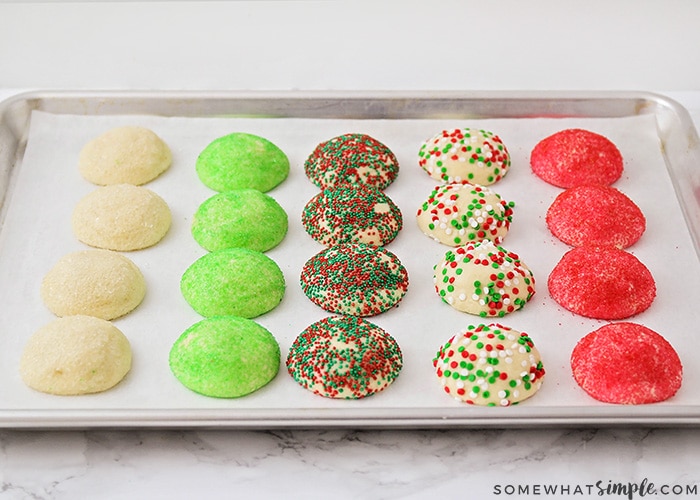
[2,89,700,429]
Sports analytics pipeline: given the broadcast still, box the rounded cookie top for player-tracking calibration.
[20,315,132,396]
[286,315,403,399]
[530,128,623,188]
[300,243,409,317]
[433,240,535,317]
[192,189,288,252]
[418,128,511,185]
[416,181,515,246]
[570,322,682,404]
[548,245,656,320]
[433,323,545,406]
[72,184,171,251]
[302,184,403,247]
[181,248,285,318]
[546,184,645,248]
[78,126,172,186]
[169,316,280,398]
[196,132,289,192]
[41,249,146,321]
[304,133,399,190]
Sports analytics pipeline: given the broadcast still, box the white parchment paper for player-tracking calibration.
[1,109,698,419]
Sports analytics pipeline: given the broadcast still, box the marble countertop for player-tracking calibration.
[1,90,700,500]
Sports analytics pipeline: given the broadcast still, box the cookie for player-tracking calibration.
[180,248,285,318]
[19,315,132,395]
[416,181,514,246]
[530,128,623,188]
[300,243,409,316]
[433,323,545,406]
[78,126,172,186]
[548,246,656,320]
[196,132,289,192]
[418,128,510,185]
[302,184,403,247]
[72,184,171,251]
[40,249,146,320]
[192,189,288,252]
[546,184,645,248]
[433,240,535,317]
[169,316,280,398]
[304,133,399,190]
[570,322,682,404]
[286,315,403,399]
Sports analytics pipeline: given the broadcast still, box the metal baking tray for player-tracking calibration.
[1,90,700,429]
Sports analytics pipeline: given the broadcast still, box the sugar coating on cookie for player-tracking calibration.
[304,133,399,190]
[434,240,535,317]
[286,315,403,399]
[20,315,132,395]
[546,184,645,248]
[72,184,171,251]
[40,249,145,320]
[302,184,403,247]
[416,182,514,246]
[418,128,511,185]
[570,322,682,404]
[192,189,288,252]
[181,248,285,318]
[530,128,623,188]
[78,126,171,186]
[433,323,545,406]
[548,246,656,320]
[169,316,280,398]
[196,132,289,193]
[300,243,409,316]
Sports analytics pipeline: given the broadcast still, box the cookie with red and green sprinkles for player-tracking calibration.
[418,128,511,185]
[286,315,403,399]
[191,189,288,252]
[302,184,403,247]
[546,184,645,249]
[169,316,280,398]
[570,322,682,405]
[530,128,623,188]
[300,243,409,316]
[304,133,399,190]
[433,240,535,317]
[548,246,656,320]
[416,181,515,246]
[180,247,285,318]
[433,323,545,406]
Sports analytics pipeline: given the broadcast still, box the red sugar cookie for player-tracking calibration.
[546,184,646,248]
[548,246,655,320]
[530,129,623,188]
[570,322,682,404]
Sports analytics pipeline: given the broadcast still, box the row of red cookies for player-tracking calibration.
[532,128,682,406]
[20,126,174,396]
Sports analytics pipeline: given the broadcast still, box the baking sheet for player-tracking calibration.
[1,92,700,428]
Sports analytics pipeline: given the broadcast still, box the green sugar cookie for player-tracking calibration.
[169,316,280,398]
[192,189,288,252]
[196,133,290,192]
[181,248,285,318]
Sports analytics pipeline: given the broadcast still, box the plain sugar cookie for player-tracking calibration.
[78,126,171,186]
[570,322,682,404]
[20,315,132,395]
[72,184,171,251]
[433,323,545,406]
[40,249,146,320]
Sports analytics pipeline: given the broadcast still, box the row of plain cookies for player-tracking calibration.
[20,126,174,396]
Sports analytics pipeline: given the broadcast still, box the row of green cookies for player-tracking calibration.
[21,126,174,396]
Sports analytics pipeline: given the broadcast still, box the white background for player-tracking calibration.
[2,1,700,499]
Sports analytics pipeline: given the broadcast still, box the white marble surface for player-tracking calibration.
[0,90,698,499]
